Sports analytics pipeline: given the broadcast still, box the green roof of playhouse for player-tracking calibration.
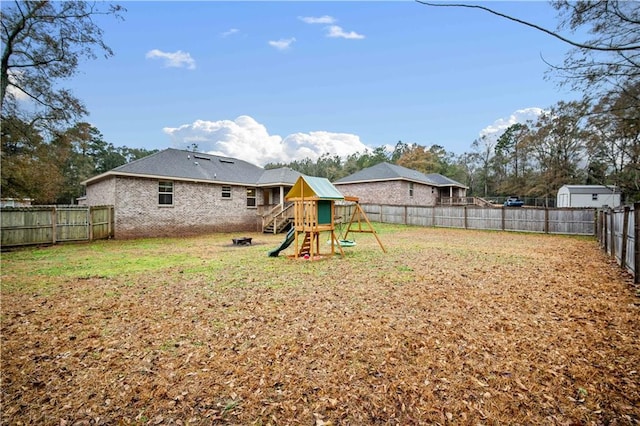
[286,176,344,200]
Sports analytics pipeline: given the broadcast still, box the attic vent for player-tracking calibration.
[219,159,235,164]
[193,155,211,160]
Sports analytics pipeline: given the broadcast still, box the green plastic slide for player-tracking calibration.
[268,227,296,257]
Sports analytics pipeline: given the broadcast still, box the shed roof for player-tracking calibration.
[560,185,620,195]
[334,162,466,188]
[286,176,344,200]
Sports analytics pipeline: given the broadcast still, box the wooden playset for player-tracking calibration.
[268,176,385,259]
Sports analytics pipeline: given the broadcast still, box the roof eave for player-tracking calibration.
[334,177,466,188]
[83,171,254,187]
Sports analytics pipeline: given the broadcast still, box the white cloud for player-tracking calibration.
[326,25,365,40]
[145,49,196,70]
[268,37,296,51]
[6,70,29,101]
[221,28,239,37]
[163,115,369,166]
[282,131,369,162]
[480,107,545,139]
[299,15,336,24]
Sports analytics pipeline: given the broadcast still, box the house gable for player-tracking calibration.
[81,148,304,238]
[83,148,267,187]
[335,162,466,187]
[333,162,466,206]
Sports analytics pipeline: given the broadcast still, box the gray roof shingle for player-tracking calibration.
[257,167,304,185]
[84,148,300,186]
[334,162,466,188]
[84,151,465,190]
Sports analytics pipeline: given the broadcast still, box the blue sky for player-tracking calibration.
[70,1,577,166]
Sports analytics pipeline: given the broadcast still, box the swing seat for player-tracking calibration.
[337,239,356,247]
[327,239,356,247]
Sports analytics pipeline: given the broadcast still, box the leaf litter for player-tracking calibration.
[1,226,639,425]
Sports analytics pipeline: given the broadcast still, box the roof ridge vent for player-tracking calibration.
[193,154,211,160]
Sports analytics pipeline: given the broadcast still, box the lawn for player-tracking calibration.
[1,224,639,425]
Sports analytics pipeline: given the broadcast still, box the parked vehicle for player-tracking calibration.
[504,196,524,207]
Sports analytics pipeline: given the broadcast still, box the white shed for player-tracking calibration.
[556,185,621,208]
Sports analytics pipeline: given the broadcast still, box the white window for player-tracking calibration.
[409,182,414,197]
[592,193,598,201]
[222,186,232,199]
[246,188,256,207]
[158,181,173,205]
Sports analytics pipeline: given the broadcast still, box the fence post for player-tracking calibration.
[610,208,616,260]
[544,207,549,234]
[88,206,94,241]
[464,205,468,229]
[621,206,630,272]
[634,203,640,284]
[501,207,505,231]
[603,209,609,252]
[110,206,114,238]
[597,210,601,246]
[51,206,57,244]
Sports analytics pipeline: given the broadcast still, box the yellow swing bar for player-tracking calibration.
[342,197,386,253]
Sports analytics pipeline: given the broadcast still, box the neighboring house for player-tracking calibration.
[0,198,33,207]
[333,162,467,206]
[556,185,621,208]
[81,148,302,239]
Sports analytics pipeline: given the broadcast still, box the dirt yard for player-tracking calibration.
[1,225,639,425]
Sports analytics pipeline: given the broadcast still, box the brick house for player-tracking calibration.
[81,148,301,239]
[333,162,467,206]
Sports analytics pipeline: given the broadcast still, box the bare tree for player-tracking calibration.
[1,1,124,131]
[588,81,640,199]
[470,135,496,198]
[415,1,639,52]
[416,1,639,100]
[523,100,591,199]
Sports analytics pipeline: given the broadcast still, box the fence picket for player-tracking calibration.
[596,204,640,281]
[1,205,113,248]
[360,204,596,235]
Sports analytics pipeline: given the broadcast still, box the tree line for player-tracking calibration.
[1,118,157,204]
[2,1,638,204]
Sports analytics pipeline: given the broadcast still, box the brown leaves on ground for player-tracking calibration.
[1,226,639,425]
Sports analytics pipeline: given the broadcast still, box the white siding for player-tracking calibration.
[556,185,621,208]
[557,187,570,208]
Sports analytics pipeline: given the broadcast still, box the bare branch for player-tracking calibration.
[415,1,640,52]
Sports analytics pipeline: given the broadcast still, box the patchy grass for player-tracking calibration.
[1,225,639,425]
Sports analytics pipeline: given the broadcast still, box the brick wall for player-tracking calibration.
[336,180,438,206]
[87,176,262,239]
[85,177,116,206]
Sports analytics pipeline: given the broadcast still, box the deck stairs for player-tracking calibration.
[262,202,294,233]
[474,197,496,207]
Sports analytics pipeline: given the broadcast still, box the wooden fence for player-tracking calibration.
[360,204,596,236]
[1,205,114,248]
[597,203,639,283]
